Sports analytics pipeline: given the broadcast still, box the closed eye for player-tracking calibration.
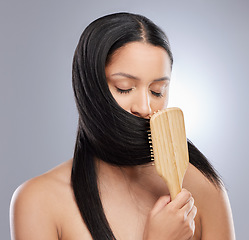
[116,87,133,94]
[151,91,163,98]
[116,87,164,97]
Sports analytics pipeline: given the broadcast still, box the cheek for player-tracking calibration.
[162,97,169,108]
[108,86,132,112]
[162,87,170,108]
[151,98,168,112]
[151,90,169,112]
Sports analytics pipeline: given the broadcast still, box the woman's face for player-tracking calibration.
[105,42,172,119]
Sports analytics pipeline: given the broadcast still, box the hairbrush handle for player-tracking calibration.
[150,108,189,200]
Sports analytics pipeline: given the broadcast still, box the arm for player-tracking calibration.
[10,179,60,240]
[200,183,235,240]
[183,163,236,239]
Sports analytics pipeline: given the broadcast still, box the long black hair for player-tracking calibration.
[71,12,222,240]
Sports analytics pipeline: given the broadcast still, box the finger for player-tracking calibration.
[150,195,171,216]
[181,197,194,217]
[186,210,196,239]
[189,217,196,236]
[170,188,192,209]
[187,205,197,221]
[190,219,196,235]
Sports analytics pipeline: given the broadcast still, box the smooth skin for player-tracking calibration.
[10,42,235,240]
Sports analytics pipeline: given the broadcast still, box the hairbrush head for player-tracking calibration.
[149,107,189,200]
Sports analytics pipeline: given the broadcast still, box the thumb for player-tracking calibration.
[150,195,171,216]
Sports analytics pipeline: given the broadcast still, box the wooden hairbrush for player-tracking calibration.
[149,107,189,200]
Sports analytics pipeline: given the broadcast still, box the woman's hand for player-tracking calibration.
[143,188,197,240]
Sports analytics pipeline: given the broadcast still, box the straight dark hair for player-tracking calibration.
[71,12,222,240]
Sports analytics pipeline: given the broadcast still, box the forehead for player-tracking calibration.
[108,42,169,63]
[106,42,171,77]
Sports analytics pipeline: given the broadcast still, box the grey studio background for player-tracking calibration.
[1,0,248,239]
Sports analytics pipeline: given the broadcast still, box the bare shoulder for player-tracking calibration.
[10,159,74,240]
[183,163,221,199]
[11,158,73,210]
[183,163,235,240]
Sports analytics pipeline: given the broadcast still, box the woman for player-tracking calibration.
[10,12,235,240]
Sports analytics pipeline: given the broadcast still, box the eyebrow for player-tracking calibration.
[111,72,170,81]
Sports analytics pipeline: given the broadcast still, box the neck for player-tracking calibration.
[95,157,153,180]
[95,157,169,197]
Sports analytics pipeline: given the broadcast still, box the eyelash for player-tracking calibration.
[151,91,163,98]
[116,88,132,94]
[116,88,163,98]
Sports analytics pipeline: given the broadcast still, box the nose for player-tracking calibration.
[131,90,152,118]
